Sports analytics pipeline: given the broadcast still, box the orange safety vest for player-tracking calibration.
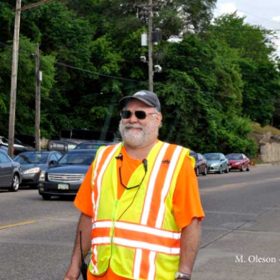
[88,141,189,280]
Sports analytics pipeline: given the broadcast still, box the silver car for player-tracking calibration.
[204,152,229,174]
[0,150,21,191]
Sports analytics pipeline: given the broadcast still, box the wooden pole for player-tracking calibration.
[35,44,41,150]
[8,0,21,157]
[148,0,153,92]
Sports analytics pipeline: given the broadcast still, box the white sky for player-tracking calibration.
[214,0,280,55]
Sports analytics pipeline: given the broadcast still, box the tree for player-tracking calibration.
[0,36,56,136]
[154,34,257,155]
[210,13,280,126]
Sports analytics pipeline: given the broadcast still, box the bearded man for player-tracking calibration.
[64,90,204,280]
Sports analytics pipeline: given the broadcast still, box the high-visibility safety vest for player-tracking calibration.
[185,148,195,168]
[88,141,190,280]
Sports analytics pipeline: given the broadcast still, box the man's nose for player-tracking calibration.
[127,112,139,122]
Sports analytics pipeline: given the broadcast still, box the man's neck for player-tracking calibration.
[124,140,158,160]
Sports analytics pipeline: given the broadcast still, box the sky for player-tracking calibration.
[214,0,280,55]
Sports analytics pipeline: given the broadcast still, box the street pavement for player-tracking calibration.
[192,165,280,280]
[194,207,280,279]
[0,164,279,280]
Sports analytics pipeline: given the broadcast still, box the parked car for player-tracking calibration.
[204,152,229,174]
[74,140,112,150]
[226,153,250,172]
[190,151,208,176]
[14,151,62,187]
[0,145,8,153]
[38,149,97,200]
[0,150,21,191]
[47,139,77,153]
[0,136,33,155]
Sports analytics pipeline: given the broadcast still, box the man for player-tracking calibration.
[64,90,205,280]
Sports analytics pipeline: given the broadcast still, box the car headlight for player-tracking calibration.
[23,167,41,175]
[39,171,46,182]
[210,163,219,167]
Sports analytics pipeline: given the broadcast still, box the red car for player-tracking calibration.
[226,153,250,172]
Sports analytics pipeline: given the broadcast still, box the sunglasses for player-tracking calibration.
[120,110,157,120]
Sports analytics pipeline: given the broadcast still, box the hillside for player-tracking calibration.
[250,123,280,163]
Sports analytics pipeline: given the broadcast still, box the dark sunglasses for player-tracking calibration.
[120,110,157,120]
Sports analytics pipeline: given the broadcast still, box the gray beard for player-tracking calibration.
[119,123,145,147]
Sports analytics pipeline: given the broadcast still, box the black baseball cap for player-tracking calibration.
[119,90,161,111]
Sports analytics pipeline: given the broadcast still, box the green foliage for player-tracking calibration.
[1,1,280,158]
[210,14,280,126]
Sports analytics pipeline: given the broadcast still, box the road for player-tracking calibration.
[196,164,280,280]
[0,164,279,280]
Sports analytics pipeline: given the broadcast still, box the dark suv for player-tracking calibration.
[38,149,96,200]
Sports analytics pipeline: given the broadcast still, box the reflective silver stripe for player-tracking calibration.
[134,142,169,278]
[92,146,106,184]
[133,249,142,279]
[149,146,183,278]
[92,220,181,239]
[148,251,156,280]
[92,237,111,244]
[91,144,121,267]
[89,258,99,274]
[92,237,180,255]
[119,238,179,254]
[141,143,169,225]
[91,147,106,219]
[156,145,183,227]
[94,144,121,219]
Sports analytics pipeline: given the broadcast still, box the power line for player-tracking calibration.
[55,62,144,83]
[0,41,144,83]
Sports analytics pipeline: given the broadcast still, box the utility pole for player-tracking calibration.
[148,0,154,92]
[8,0,52,156]
[35,44,42,151]
[8,0,21,157]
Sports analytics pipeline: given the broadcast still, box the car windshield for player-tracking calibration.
[227,154,243,160]
[15,152,49,164]
[204,153,220,160]
[58,150,96,165]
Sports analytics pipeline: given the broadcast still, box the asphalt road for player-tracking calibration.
[0,164,279,280]
[196,164,280,280]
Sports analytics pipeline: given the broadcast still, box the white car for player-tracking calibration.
[0,136,32,155]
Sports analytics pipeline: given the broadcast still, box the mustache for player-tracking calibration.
[123,124,143,130]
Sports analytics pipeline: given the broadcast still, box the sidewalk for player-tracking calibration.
[192,207,280,280]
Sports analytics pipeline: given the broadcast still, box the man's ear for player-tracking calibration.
[157,112,162,118]
[157,112,163,126]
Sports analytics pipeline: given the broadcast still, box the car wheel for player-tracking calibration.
[246,165,250,172]
[10,174,20,192]
[196,167,200,176]
[219,166,223,174]
[42,194,51,200]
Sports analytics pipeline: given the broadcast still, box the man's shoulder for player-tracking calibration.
[162,141,191,154]
[95,142,122,155]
